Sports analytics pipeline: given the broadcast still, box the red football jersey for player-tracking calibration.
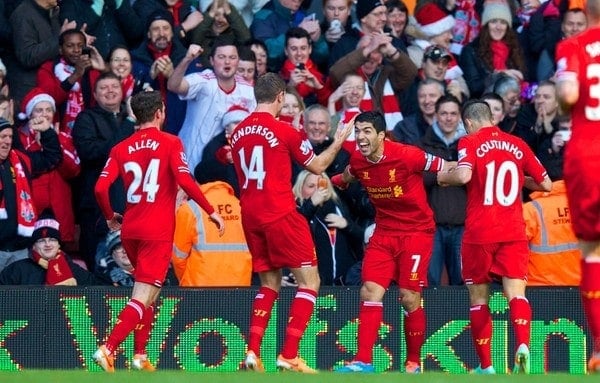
[348,141,443,235]
[230,112,315,225]
[95,128,214,241]
[555,26,600,142]
[456,126,547,244]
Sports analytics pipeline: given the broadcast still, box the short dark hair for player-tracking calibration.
[285,27,312,47]
[481,92,503,104]
[254,73,286,104]
[210,36,238,58]
[94,72,121,91]
[237,45,256,62]
[130,91,163,124]
[355,111,386,133]
[461,99,493,123]
[435,94,461,113]
[386,0,409,13]
[59,29,86,46]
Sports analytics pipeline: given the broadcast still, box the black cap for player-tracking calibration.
[0,118,11,132]
[146,9,174,31]
[423,45,451,62]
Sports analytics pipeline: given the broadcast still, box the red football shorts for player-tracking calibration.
[362,231,433,291]
[243,210,317,272]
[563,146,600,241]
[121,238,172,287]
[461,241,529,284]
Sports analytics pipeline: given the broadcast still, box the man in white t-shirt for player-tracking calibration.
[168,38,256,171]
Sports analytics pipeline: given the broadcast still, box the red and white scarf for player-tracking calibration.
[0,151,36,236]
[54,58,84,133]
[30,249,76,285]
[359,79,402,131]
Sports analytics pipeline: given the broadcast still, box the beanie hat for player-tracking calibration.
[32,210,61,243]
[105,230,123,255]
[146,9,175,31]
[356,0,385,21]
[18,88,56,120]
[414,3,456,38]
[481,1,513,27]
[0,118,11,133]
[222,105,250,128]
[423,45,452,61]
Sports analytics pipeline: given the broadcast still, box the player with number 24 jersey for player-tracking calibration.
[96,128,215,241]
[457,127,547,244]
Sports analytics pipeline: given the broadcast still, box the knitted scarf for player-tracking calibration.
[121,74,135,99]
[490,40,510,70]
[54,58,84,133]
[359,75,402,131]
[451,0,480,55]
[0,151,36,236]
[147,42,173,100]
[30,249,76,285]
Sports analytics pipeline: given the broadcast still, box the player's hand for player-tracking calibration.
[334,115,355,144]
[209,212,225,236]
[107,212,123,232]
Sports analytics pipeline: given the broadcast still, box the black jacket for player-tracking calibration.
[418,126,466,226]
[0,129,61,251]
[297,198,364,285]
[0,253,111,285]
[72,104,135,212]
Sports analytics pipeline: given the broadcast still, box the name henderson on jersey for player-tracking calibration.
[230,124,280,148]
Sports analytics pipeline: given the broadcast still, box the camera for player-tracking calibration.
[295,63,305,70]
[81,47,92,56]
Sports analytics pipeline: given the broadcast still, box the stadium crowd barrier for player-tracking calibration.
[0,286,589,373]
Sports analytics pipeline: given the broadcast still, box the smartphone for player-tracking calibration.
[81,47,92,56]
[296,62,306,70]
[303,13,316,22]
[318,177,328,189]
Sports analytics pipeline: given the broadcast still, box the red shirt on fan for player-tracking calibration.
[231,111,315,225]
[95,127,215,241]
[348,141,444,235]
[456,126,547,244]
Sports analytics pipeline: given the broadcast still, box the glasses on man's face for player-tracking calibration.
[35,238,58,245]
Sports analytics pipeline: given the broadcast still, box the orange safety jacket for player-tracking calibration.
[172,181,252,286]
[523,180,581,286]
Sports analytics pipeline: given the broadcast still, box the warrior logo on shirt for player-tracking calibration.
[458,148,467,161]
[300,139,312,155]
[362,171,370,180]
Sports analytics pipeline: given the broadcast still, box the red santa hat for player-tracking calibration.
[414,3,456,38]
[222,105,250,128]
[19,88,56,120]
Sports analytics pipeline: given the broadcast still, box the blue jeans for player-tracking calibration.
[428,225,464,286]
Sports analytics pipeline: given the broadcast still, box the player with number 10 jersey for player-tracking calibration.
[457,128,547,246]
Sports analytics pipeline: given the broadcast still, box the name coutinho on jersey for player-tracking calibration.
[230,125,280,148]
[128,139,160,154]
[476,140,524,159]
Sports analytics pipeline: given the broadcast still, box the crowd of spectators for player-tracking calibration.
[0,0,586,287]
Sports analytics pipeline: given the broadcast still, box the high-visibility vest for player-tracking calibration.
[172,181,252,286]
[523,180,581,286]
